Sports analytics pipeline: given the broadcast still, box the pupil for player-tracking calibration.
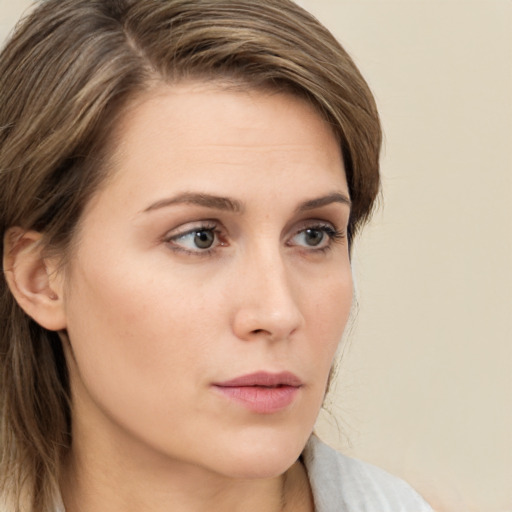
[306,229,323,246]
[194,230,214,249]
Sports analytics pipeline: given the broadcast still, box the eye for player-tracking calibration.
[190,229,215,249]
[288,223,344,250]
[164,223,225,254]
[301,228,326,247]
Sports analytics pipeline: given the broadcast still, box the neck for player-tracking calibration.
[60,452,312,512]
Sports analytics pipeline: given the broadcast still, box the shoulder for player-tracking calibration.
[302,435,433,512]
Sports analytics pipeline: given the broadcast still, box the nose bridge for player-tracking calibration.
[231,240,303,341]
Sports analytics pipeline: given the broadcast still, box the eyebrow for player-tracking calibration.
[143,191,351,214]
[295,192,351,212]
[144,192,244,213]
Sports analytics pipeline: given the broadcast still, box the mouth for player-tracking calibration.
[212,371,303,414]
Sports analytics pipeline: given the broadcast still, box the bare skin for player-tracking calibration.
[10,82,350,512]
[61,451,314,512]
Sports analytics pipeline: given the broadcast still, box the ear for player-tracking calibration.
[3,228,67,331]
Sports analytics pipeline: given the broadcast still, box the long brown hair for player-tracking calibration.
[0,1,381,509]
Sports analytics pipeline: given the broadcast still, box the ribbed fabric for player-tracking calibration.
[303,435,433,512]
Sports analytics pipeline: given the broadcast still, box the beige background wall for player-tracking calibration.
[1,1,511,511]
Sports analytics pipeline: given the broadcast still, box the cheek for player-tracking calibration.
[62,263,229,460]
[299,267,353,390]
[309,269,353,342]
[62,252,215,411]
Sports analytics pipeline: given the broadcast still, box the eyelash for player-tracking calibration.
[289,223,346,253]
[163,222,222,257]
[163,221,345,257]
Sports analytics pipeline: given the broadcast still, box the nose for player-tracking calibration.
[231,247,304,342]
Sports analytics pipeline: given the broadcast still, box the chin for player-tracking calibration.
[207,424,312,479]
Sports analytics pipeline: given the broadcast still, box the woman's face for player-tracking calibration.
[59,83,353,479]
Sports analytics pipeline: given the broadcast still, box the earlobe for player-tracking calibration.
[3,228,67,331]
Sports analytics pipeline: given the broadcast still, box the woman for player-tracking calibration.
[0,1,433,511]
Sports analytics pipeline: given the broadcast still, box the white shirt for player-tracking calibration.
[303,435,433,511]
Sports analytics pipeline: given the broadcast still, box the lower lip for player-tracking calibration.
[213,385,300,414]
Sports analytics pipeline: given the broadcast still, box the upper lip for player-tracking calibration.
[213,371,303,388]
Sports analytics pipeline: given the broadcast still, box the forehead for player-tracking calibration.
[118,82,342,162]
[86,81,347,215]
[117,82,338,146]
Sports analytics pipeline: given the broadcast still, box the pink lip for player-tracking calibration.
[212,371,302,414]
